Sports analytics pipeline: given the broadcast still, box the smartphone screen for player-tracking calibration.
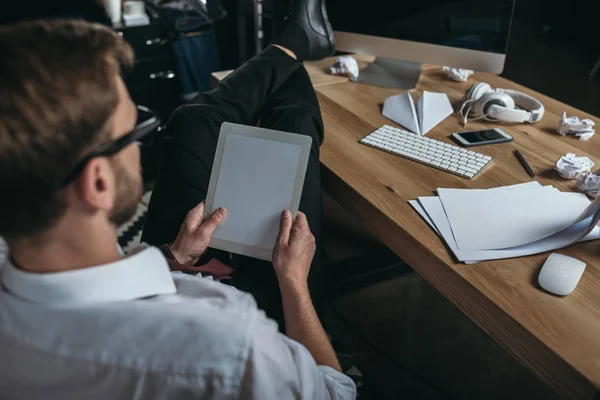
[458,129,507,143]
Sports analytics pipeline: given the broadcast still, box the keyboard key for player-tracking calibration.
[465,171,475,178]
[412,155,431,163]
[392,149,410,157]
[399,150,414,158]
[463,165,479,174]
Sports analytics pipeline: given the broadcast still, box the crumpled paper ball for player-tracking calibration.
[328,56,359,79]
[576,170,600,198]
[443,66,474,82]
[557,112,595,141]
[554,153,595,179]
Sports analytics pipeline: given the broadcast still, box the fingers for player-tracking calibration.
[289,212,312,241]
[290,212,315,246]
[200,207,227,236]
[293,211,309,231]
[277,210,293,245]
[184,201,206,231]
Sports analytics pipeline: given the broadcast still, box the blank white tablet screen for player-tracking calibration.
[210,133,302,250]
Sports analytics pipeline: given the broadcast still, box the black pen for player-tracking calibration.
[514,149,536,178]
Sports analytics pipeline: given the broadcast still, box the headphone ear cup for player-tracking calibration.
[482,99,507,121]
[478,93,515,121]
[467,82,493,102]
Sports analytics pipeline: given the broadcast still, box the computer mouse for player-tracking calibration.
[538,253,586,296]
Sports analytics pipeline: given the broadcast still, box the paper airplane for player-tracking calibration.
[382,91,453,135]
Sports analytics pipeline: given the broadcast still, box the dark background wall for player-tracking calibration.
[501,0,598,115]
[0,0,597,115]
[215,0,598,115]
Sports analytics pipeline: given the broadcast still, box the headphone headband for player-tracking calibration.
[497,89,545,122]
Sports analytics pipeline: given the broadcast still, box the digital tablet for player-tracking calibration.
[204,122,312,261]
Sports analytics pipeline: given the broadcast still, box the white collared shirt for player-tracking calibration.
[0,244,356,400]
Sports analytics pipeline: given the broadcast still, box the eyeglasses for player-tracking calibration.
[61,105,162,187]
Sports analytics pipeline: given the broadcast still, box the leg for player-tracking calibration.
[142,0,336,328]
[143,0,336,245]
[232,66,325,329]
[142,46,303,247]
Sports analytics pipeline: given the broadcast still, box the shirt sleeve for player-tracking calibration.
[240,312,357,400]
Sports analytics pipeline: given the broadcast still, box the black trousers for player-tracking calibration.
[142,47,325,329]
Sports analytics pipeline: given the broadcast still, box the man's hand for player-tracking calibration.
[170,201,226,265]
[272,210,316,284]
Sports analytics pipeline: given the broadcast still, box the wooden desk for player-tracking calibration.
[213,55,600,399]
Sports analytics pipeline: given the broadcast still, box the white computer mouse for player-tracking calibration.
[538,253,586,296]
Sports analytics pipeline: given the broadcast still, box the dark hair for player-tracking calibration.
[0,19,134,239]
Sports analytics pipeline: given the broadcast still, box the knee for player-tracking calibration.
[292,101,325,147]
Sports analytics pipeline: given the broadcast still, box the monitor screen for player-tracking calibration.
[327,0,515,54]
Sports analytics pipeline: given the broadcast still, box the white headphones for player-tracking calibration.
[458,82,545,126]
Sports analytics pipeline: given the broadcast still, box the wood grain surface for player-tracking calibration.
[212,55,600,399]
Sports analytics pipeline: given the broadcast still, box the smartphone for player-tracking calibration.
[450,128,513,147]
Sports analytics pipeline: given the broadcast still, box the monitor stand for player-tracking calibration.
[350,57,422,90]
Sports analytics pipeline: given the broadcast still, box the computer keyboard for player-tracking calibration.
[360,125,492,179]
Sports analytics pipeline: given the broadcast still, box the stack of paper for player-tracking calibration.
[409,182,600,263]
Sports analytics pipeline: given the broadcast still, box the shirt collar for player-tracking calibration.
[1,247,177,305]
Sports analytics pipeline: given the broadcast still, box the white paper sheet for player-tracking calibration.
[419,92,454,134]
[411,197,600,263]
[437,186,591,250]
[411,181,542,249]
[382,92,420,135]
[409,200,440,235]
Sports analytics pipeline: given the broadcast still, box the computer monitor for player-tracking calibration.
[327,0,516,80]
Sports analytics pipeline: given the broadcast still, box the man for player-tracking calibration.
[0,2,356,399]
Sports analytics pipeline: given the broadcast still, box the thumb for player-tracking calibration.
[200,207,227,236]
[277,210,292,245]
[293,211,309,231]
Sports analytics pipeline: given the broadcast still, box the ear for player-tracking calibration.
[74,157,115,212]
